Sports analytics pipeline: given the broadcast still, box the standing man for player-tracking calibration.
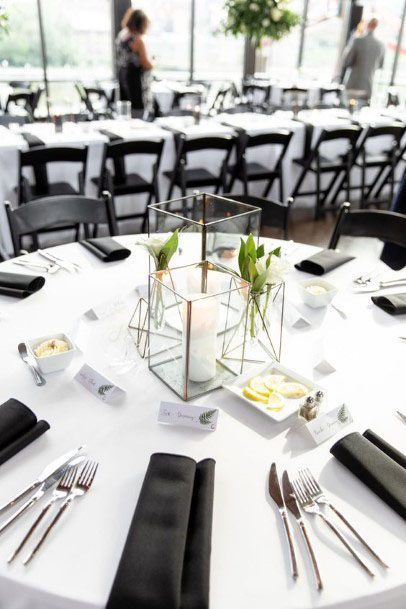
[342,18,385,102]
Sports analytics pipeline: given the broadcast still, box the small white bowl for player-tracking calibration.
[27,333,76,374]
[299,279,338,308]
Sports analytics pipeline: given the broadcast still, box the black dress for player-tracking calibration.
[115,29,152,113]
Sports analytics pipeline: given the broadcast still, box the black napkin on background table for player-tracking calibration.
[21,132,45,148]
[371,293,406,316]
[330,431,406,519]
[0,271,45,299]
[106,453,215,609]
[363,429,406,469]
[98,129,123,143]
[0,399,50,466]
[295,249,355,275]
[80,238,131,263]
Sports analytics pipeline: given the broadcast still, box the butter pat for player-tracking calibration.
[306,285,327,295]
[34,338,70,358]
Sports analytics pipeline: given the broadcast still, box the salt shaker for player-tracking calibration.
[298,395,319,422]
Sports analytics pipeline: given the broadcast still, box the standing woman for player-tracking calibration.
[116,8,154,115]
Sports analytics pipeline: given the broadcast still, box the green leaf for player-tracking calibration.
[238,238,246,276]
[252,269,268,293]
[199,409,217,425]
[157,229,179,270]
[256,243,265,259]
[271,246,282,258]
[248,258,258,284]
[246,233,257,262]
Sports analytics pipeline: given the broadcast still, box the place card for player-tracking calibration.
[284,302,312,328]
[85,294,127,320]
[313,338,337,375]
[74,363,125,403]
[306,404,353,445]
[158,401,218,432]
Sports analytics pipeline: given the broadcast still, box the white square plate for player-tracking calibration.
[223,361,324,422]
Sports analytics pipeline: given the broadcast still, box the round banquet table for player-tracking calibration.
[0,235,404,609]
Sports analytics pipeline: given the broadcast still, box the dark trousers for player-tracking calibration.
[381,171,406,270]
[118,65,144,111]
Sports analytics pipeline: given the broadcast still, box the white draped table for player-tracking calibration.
[0,236,404,609]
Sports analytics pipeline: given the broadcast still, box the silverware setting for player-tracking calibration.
[37,249,82,273]
[352,267,380,286]
[12,259,60,274]
[271,465,387,588]
[353,277,406,294]
[0,449,97,566]
[17,342,46,386]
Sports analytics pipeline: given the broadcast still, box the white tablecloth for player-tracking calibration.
[0,236,404,609]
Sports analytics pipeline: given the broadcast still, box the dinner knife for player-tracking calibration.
[268,463,298,580]
[0,446,85,517]
[353,278,406,293]
[37,250,73,273]
[282,471,323,591]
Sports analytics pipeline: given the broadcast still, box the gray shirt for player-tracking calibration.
[343,32,385,98]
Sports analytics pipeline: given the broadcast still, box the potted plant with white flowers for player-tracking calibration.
[222,0,300,55]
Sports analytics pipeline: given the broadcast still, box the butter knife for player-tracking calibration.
[282,471,323,591]
[268,463,298,580]
[0,446,85,517]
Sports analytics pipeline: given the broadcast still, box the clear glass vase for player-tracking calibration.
[248,286,273,342]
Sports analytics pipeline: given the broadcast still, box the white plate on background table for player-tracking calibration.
[223,361,325,422]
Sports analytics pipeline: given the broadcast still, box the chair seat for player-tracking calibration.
[91,173,151,196]
[164,167,219,187]
[228,162,276,180]
[31,182,78,199]
[293,156,348,172]
[355,153,391,168]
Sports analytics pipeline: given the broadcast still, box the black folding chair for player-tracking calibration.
[241,80,272,111]
[5,87,43,121]
[281,87,309,111]
[222,193,293,239]
[353,124,406,208]
[228,129,293,200]
[317,85,344,108]
[164,134,236,199]
[5,192,117,256]
[18,146,88,204]
[328,202,406,269]
[291,125,361,219]
[93,139,165,232]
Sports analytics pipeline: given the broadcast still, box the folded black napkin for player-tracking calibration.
[0,271,45,299]
[21,132,45,147]
[0,399,50,466]
[106,453,215,609]
[295,249,355,276]
[98,129,123,142]
[371,293,406,316]
[363,429,406,469]
[80,238,131,263]
[330,431,406,519]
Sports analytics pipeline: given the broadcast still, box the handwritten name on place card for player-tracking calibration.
[74,363,125,403]
[306,404,353,445]
[158,401,218,432]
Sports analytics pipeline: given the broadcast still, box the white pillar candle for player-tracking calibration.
[183,293,219,383]
[186,268,224,295]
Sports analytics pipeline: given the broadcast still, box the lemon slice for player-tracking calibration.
[266,392,285,410]
[243,386,269,404]
[248,376,270,397]
[278,382,308,398]
[263,374,286,392]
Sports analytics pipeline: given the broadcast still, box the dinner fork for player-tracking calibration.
[299,469,388,568]
[291,478,375,578]
[8,466,78,563]
[23,461,98,565]
[12,259,60,274]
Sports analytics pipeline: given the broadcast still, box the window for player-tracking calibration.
[301,0,345,81]
[0,0,42,81]
[134,0,191,77]
[194,0,244,80]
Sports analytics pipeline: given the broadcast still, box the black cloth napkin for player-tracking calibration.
[371,293,406,316]
[106,453,215,609]
[80,238,131,263]
[363,429,406,469]
[0,399,50,466]
[295,249,355,275]
[330,431,406,519]
[98,129,123,142]
[21,132,45,148]
[0,271,45,299]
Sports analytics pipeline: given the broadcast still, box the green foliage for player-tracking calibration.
[0,7,9,37]
[238,233,281,294]
[222,0,301,46]
[157,230,179,271]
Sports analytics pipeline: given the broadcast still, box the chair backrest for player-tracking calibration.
[180,134,235,155]
[75,82,93,114]
[319,86,344,104]
[242,81,272,106]
[328,202,406,250]
[100,139,165,189]
[18,146,88,202]
[244,129,293,149]
[362,123,405,144]
[5,92,35,118]
[319,125,362,145]
[222,193,293,238]
[5,192,117,256]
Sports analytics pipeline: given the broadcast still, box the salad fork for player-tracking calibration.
[299,469,388,568]
[8,466,78,563]
[291,477,375,577]
[23,460,98,565]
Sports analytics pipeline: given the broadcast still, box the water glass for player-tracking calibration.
[116,100,132,120]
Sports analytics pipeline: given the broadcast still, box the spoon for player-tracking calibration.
[17,343,46,386]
